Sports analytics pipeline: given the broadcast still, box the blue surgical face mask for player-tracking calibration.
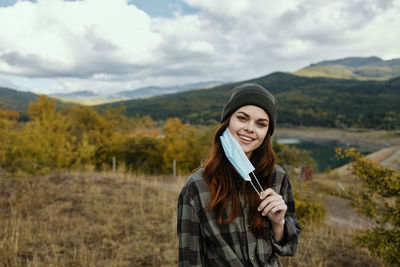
[220,128,254,181]
[220,128,263,194]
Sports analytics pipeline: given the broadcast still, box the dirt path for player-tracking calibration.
[319,144,400,230]
[324,195,374,230]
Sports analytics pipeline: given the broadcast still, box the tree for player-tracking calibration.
[160,118,213,174]
[272,138,317,170]
[113,135,164,174]
[337,148,400,266]
[5,96,96,173]
[65,105,116,169]
[161,118,193,174]
[16,95,77,173]
[0,108,20,171]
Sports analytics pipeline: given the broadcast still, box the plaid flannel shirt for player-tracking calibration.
[177,165,301,267]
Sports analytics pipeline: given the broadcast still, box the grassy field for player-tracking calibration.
[0,171,382,266]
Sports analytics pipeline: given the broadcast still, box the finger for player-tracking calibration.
[261,204,274,216]
[258,195,283,211]
[261,200,285,216]
[259,188,277,199]
[260,188,277,199]
[257,196,285,214]
[270,204,287,214]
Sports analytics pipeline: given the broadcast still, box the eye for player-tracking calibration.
[237,115,247,122]
[256,121,268,128]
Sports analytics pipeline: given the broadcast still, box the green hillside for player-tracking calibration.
[0,87,40,111]
[98,72,400,129]
[294,57,400,80]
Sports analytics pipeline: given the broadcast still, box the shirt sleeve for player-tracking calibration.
[270,174,302,256]
[177,188,204,266]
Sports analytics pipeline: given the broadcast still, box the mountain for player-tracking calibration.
[115,86,168,99]
[0,87,40,111]
[114,81,221,99]
[52,90,98,99]
[50,90,109,105]
[50,81,221,105]
[317,56,383,67]
[294,56,400,80]
[97,72,400,129]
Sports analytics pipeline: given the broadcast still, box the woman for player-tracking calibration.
[178,83,301,266]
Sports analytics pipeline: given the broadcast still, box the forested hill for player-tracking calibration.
[98,72,400,129]
[294,56,400,80]
[0,87,39,111]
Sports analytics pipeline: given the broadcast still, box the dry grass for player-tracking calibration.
[0,171,381,266]
[309,168,369,196]
[280,222,381,267]
[0,171,185,266]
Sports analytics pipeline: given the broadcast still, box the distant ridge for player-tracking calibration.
[294,56,400,80]
[3,56,400,128]
[0,87,39,111]
[97,72,400,129]
[317,56,383,67]
[52,90,97,98]
[49,81,221,105]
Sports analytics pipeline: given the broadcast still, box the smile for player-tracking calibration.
[239,135,255,142]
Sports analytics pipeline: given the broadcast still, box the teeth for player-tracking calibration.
[239,135,254,141]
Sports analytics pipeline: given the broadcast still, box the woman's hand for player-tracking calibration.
[258,188,287,242]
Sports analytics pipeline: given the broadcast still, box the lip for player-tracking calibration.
[238,134,256,144]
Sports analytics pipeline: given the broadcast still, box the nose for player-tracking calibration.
[245,121,255,132]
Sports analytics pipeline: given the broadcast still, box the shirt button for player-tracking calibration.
[251,256,255,262]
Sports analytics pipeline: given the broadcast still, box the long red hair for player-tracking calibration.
[202,120,276,238]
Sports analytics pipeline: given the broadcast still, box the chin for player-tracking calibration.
[243,147,251,153]
[246,145,260,155]
[243,148,254,155]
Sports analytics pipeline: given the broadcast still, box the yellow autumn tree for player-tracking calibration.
[107,113,163,173]
[12,95,77,173]
[161,118,214,174]
[65,105,117,169]
[0,108,20,172]
[161,118,192,174]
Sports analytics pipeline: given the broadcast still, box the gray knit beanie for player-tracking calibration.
[220,83,278,135]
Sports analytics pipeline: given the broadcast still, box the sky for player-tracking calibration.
[0,0,399,95]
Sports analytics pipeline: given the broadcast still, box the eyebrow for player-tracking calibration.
[238,111,269,122]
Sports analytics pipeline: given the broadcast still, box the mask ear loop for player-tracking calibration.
[249,180,261,196]
[251,172,264,194]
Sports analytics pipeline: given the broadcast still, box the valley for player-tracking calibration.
[276,127,400,152]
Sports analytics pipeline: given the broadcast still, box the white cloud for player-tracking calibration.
[180,0,400,71]
[0,0,399,94]
[0,0,161,78]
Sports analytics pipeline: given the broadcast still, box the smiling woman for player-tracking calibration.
[177,83,301,266]
[228,105,269,157]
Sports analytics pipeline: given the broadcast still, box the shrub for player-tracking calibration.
[295,199,327,223]
[336,148,400,266]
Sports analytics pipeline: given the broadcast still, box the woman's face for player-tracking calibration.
[228,105,269,158]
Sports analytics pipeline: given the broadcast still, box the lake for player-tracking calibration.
[278,138,355,172]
